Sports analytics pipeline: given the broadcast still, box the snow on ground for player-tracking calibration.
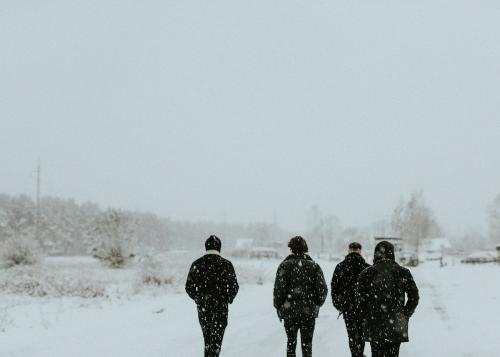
[0,255,499,357]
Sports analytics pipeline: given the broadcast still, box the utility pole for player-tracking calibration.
[35,160,41,242]
[222,208,227,238]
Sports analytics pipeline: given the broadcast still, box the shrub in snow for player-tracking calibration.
[91,209,136,268]
[139,254,174,286]
[0,266,106,298]
[0,238,41,269]
[235,263,270,285]
[0,196,42,268]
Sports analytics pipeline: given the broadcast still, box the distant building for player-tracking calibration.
[249,247,280,259]
[420,238,452,261]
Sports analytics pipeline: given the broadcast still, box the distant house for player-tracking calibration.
[420,238,452,261]
[461,251,498,264]
[249,247,279,259]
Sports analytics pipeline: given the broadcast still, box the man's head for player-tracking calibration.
[348,242,362,254]
[373,241,395,262]
[288,236,308,255]
[205,235,222,252]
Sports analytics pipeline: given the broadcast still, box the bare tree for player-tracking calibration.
[488,194,500,244]
[391,190,441,254]
[305,206,342,253]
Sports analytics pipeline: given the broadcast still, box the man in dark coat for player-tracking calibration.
[185,235,239,357]
[331,242,370,357]
[273,236,328,357]
[356,241,419,357]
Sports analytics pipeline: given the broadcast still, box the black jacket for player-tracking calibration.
[185,253,239,313]
[331,252,370,314]
[273,254,328,321]
[356,242,419,343]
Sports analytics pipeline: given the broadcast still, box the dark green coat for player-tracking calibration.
[273,254,328,321]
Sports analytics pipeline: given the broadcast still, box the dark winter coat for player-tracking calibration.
[331,252,370,314]
[185,253,239,318]
[273,254,328,321]
[356,242,419,343]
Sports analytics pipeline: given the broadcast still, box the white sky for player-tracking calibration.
[1,0,500,233]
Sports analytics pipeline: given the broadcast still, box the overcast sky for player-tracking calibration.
[1,0,500,234]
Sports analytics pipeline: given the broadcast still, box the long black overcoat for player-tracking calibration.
[356,258,419,343]
[331,252,370,314]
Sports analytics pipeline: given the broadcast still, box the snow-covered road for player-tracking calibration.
[1,264,498,356]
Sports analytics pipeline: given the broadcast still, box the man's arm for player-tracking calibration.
[330,264,344,311]
[355,271,368,318]
[226,262,239,304]
[273,263,286,310]
[403,269,419,317]
[185,262,199,302]
[316,264,328,306]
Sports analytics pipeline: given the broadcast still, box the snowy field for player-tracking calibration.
[0,254,499,357]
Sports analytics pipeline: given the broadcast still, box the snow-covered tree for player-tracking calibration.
[0,194,40,268]
[91,209,136,268]
[0,194,36,240]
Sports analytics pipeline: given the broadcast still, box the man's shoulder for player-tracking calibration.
[190,255,206,266]
[336,255,366,268]
[359,264,375,278]
[219,255,234,266]
[278,256,315,268]
[334,259,348,272]
[191,254,234,269]
[398,265,413,277]
[278,258,293,269]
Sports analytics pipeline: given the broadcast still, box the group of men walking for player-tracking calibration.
[185,235,419,357]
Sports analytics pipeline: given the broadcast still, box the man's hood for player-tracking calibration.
[373,241,395,262]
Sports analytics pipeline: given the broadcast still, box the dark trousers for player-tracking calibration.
[198,309,227,357]
[343,312,365,357]
[284,318,316,357]
[370,341,401,357]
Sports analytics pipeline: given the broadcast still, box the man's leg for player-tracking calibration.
[198,310,212,357]
[371,341,401,357]
[386,342,401,357]
[343,313,365,357]
[284,319,299,357]
[370,342,382,357]
[208,319,227,357]
[298,319,316,357]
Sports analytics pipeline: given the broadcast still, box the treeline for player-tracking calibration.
[0,193,290,256]
[1,190,497,258]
